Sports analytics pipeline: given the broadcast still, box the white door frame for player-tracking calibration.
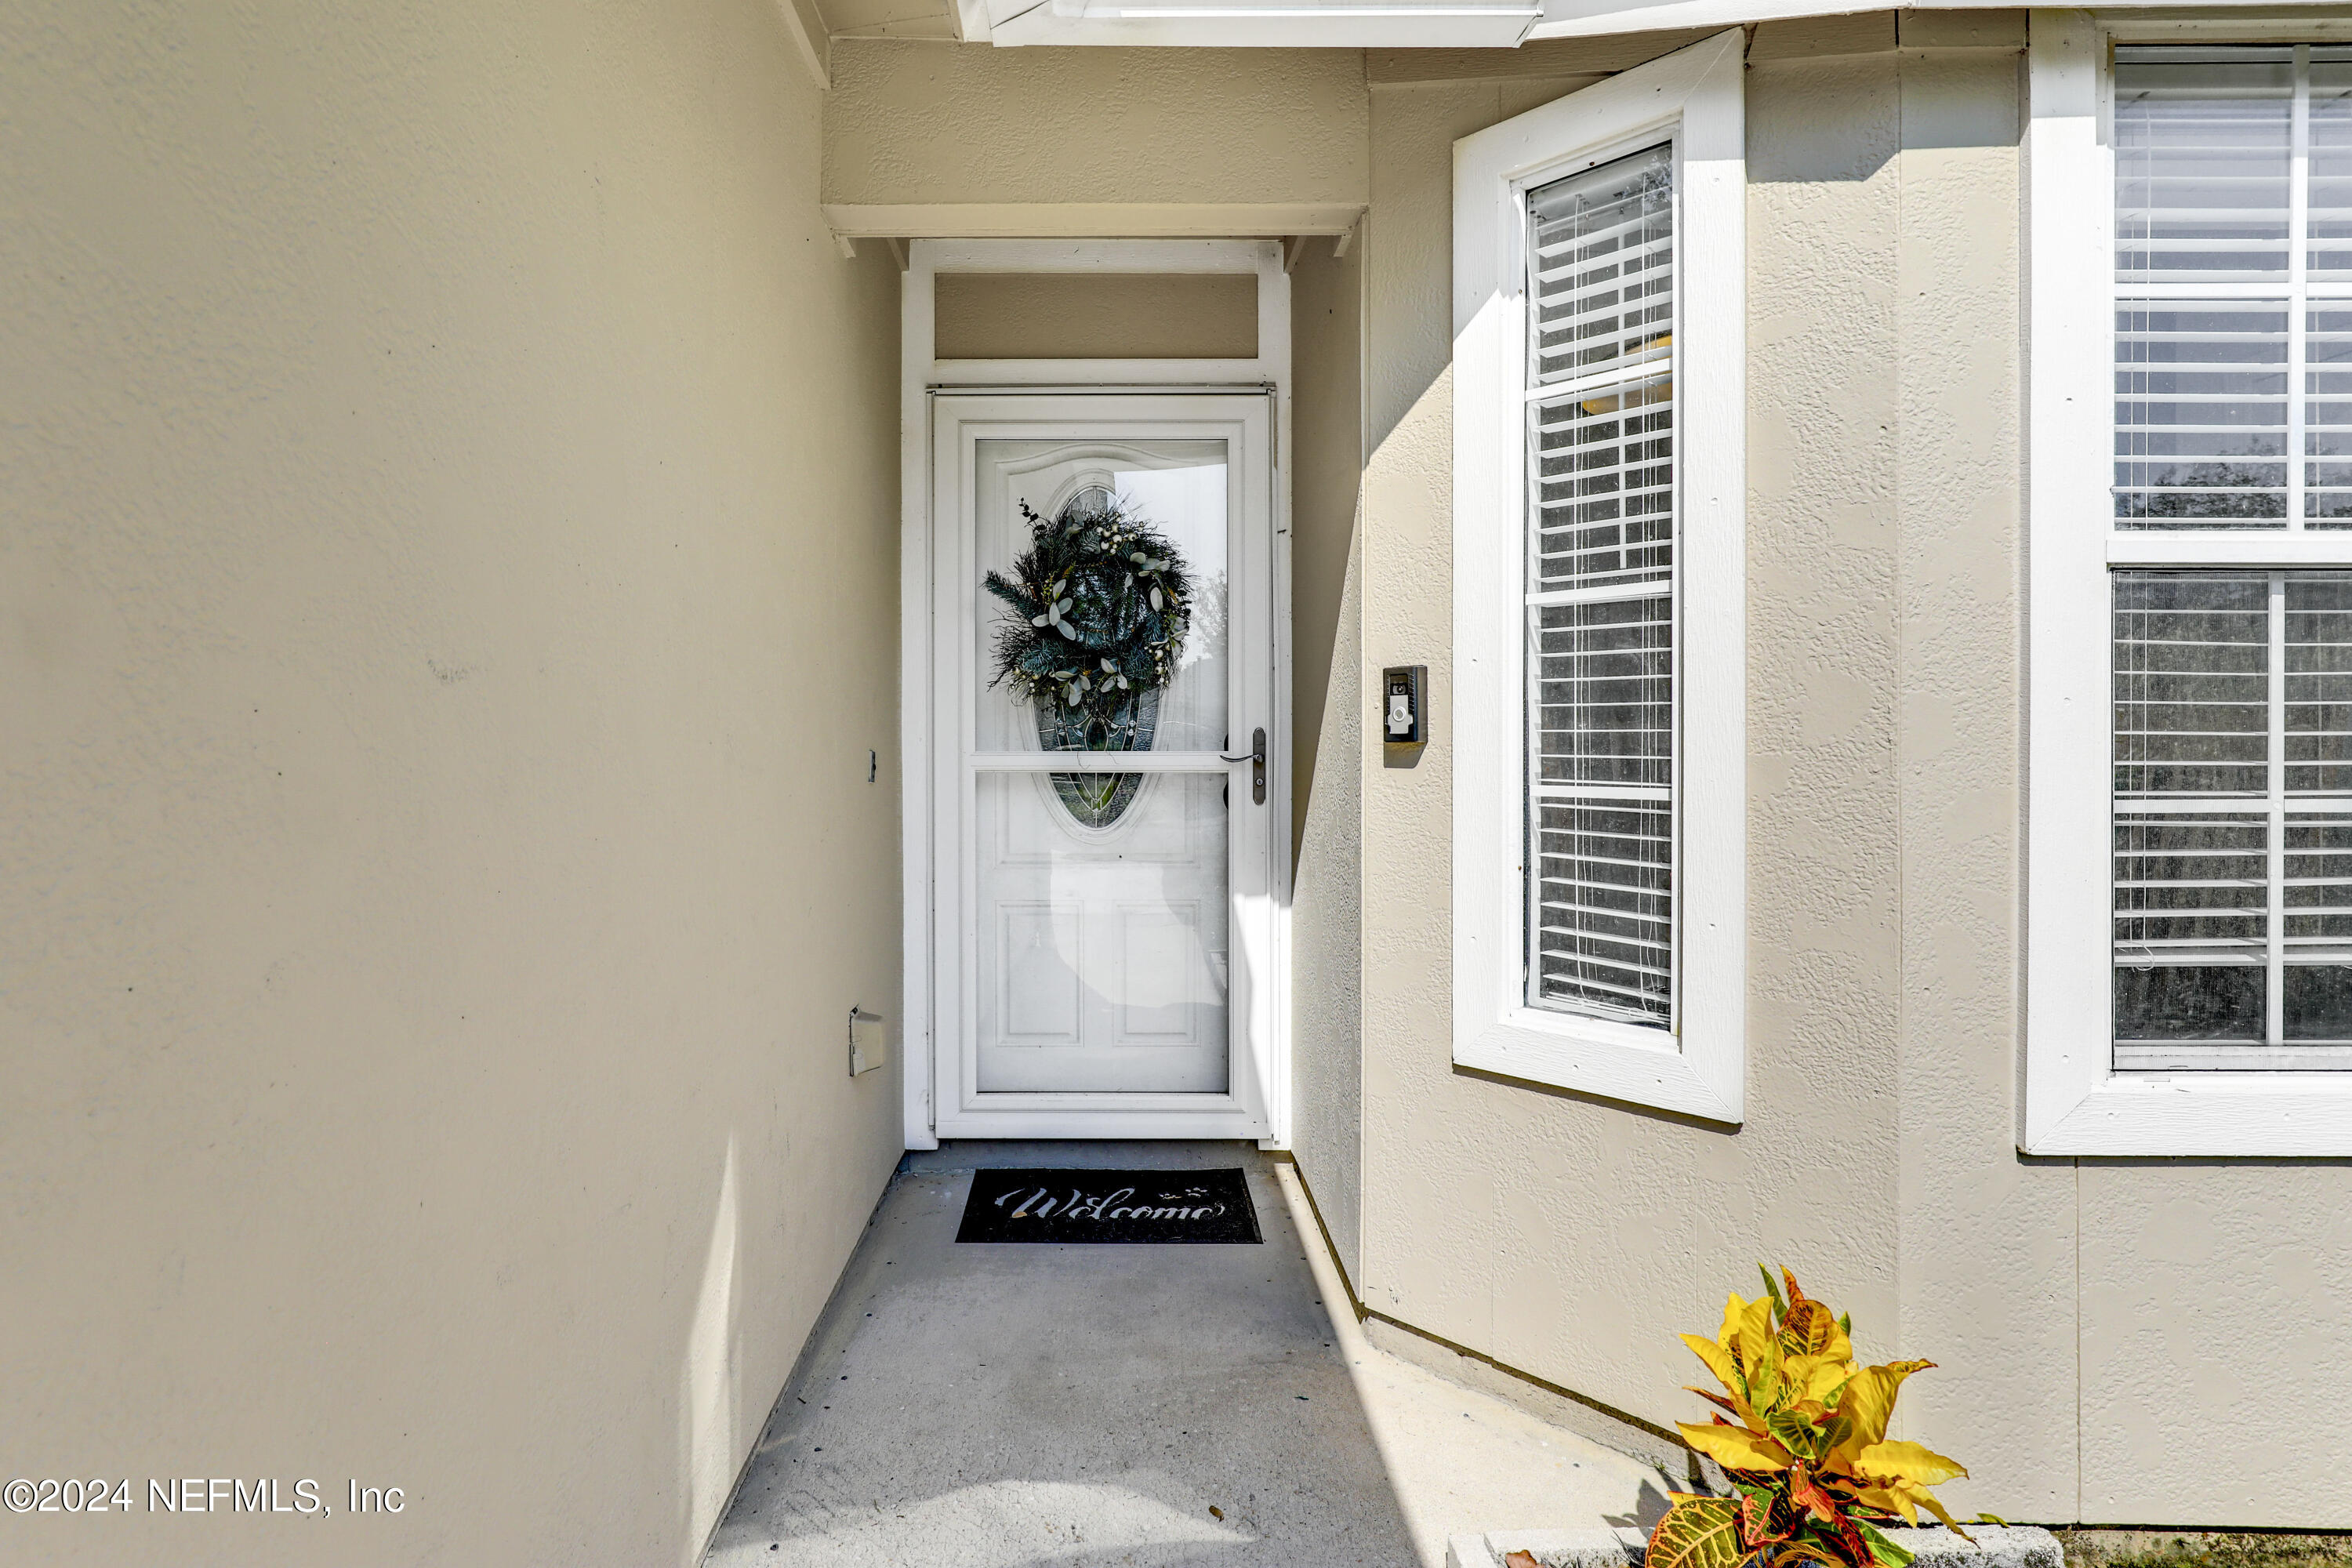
[898,238,1294,1149]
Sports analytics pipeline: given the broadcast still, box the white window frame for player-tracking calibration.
[2027,10,2352,1155]
[1451,30,1746,1123]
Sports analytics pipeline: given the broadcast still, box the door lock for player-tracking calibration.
[1221,727,1267,805]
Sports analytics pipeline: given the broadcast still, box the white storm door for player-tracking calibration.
[931,394,1276,1139]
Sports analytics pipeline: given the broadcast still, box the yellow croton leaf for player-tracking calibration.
[1734,1311,1784,1414]
[1763,1405,1831,1463]
[1649,1495,1743,1568]
[1904,1483,1975,1541]
[1854,1440,1969,1489]
[1827,1360,1934,1465]
[1682,1331,1740,1395]
[1747,1357,1788,1416]
[1734,1295,1778,1374]
[1718,1293,1747,1345]
[1679,1421,1795,1472]
[1783,1353,1853,1407]
[1849,1483,1921,1526]
[1777,1298,1839,1358]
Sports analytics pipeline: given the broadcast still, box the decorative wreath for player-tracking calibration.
[984,494,1192,742]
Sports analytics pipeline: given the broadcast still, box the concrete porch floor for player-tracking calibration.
[705,1142,1677,1568]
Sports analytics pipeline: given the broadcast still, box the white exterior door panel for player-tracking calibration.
[929,394,1277,1138]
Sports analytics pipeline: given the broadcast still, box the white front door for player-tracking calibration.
[930,393,1276,1138]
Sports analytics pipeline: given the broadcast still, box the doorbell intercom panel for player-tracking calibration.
[1382,665,1426,746]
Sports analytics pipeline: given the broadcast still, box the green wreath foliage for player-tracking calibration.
[984,495,1192,734]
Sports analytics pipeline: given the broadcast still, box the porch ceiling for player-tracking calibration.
[809,0,960,41]
[787,0,2206,53]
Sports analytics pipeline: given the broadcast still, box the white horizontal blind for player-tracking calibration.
[2113,45,2352,528]
[2113,570,2352,1068]
[2109,47,2352,1076]
[1523,142,1676,1027]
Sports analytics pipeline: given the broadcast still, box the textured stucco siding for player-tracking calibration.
[2078,1165,2352,1523]
[1359,70,1592,1382]
[1288,234,1370,1282]
[1290,237,1366,870]
[0,2,906,1563]
[1291,524,1370,1285]
[822,38,1370,208]
[1887,46,2079,1525]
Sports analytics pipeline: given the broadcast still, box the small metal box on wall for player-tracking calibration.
[1382,665,1426,746]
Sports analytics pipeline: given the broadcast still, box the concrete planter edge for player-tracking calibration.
[1446,1524,2067,1568]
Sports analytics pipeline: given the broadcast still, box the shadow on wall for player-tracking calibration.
[684,1135,742,1555]
[1747,27,2024,184]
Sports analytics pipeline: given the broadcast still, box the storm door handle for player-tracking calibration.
[1220,728,1267,805]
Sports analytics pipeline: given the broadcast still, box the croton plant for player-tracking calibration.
[1644,1268,1973,1568]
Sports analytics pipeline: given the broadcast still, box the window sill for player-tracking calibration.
[1454,1011,1742,1125]
[2023,1071,2352,1156]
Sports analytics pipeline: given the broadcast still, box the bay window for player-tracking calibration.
[2029,20,2352,1152]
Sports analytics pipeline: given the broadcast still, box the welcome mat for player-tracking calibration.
[955,1167,1261,1244]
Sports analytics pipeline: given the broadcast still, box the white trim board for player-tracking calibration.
[2021,12,2352,1155]
[1449,30,1747,1123]
[915,239,1284,273]
[768,0,829,86]
[898,239,1296,1149]
[898,227,939,1150]
[828,205,1367,252]
[932,361,1269,387]
[944,0,2253,49]
[972,1,1536,48]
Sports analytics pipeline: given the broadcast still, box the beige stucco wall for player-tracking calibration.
[822,38,1370,209]
[934,272,1258,358]
[1290,527,1368,1284]
[2075,1165,2352,1523]
[1290,230,1368,1276]
[1883,38,2082,1527]
[1290,238,1365,869]
[0,2,905,1563]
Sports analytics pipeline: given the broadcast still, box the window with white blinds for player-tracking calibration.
[2025,16,2352,1149]
[1523,143,1677,1028]
[1456,29,1740,1120]
[2114,45,2352,526]
[2109,47,2352,1074]
[2114,571,2352,1069]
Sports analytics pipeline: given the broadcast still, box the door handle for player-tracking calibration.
[1220,727,1267,806]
